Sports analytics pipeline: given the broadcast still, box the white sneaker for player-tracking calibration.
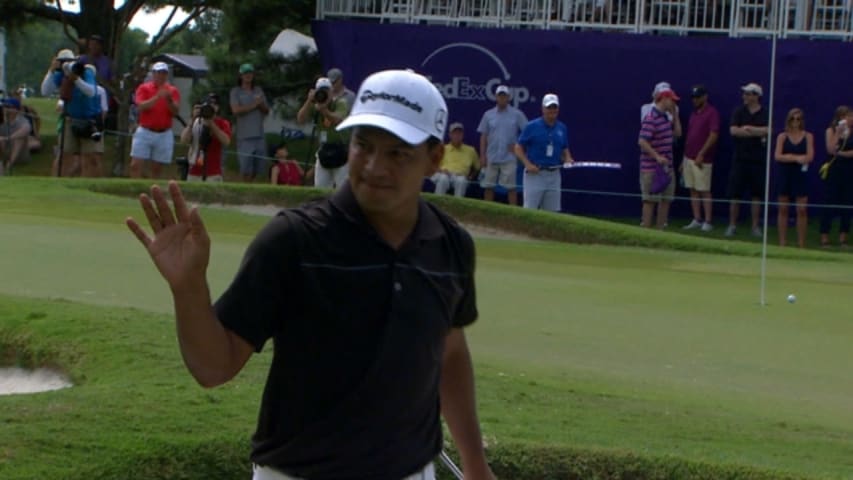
[751,226,763,237]
[724,225,737,237]
[701,222,713,232]
[683,219,703,230]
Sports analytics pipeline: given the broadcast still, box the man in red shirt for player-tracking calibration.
[180,93,231,182]
[130,62,180,178]
[681,85,720,232]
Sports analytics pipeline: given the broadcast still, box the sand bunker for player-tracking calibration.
[0,367,72,395]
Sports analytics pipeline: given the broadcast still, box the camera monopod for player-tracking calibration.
[56,112,67,177]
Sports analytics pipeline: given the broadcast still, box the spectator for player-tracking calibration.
[41,49,102,178]
[229,63,270,182]
[682,85,720,231]
[129,62,180,179]
[431,122,479,197]
[180,93,232,183]
[297,77,351,189]
[726,82,769,238]
[638,87,680,228]
[819,106,853,248]
[269,143,304,186]
[514,93,575,212]
[327,67,356,111]
[125,68,496,480]
[641,82,677,124]
[12,87,42,153]
[774,108,814,248]
[477,84,527,205]
[0,99,32,175]
[78,34,114,83]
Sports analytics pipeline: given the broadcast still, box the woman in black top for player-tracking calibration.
[774,108,814,248]
[819,106,853,248]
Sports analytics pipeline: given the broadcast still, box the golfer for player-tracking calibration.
[126,69,495,480]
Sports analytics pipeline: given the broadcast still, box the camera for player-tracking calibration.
[57,59,85,77]
[314,87,330,104]
[198,102,215,120]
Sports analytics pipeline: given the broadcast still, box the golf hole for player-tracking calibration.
[0,367,73,395]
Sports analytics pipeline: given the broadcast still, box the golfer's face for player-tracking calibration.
[348,126,442,215]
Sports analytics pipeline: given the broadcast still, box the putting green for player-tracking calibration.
[2,185,852,478]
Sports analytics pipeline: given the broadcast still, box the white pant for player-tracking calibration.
[431,172,468,198]
[253,462,435,480]
[314,159,349,189]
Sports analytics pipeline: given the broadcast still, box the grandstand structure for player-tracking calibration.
[316,0,853,40]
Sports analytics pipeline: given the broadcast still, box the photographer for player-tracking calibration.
[297,76,351,188]
[180,93,231,182]
[41,48,103,177]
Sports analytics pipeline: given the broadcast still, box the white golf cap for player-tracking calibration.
[741,82,763,96]
[151,62,169,72]
[56,49,75,60]
[542,93,559,107]
[495,85,510,95]
[337,69,448,145]
[315,77,333,90]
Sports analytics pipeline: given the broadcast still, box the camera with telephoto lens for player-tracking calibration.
[313,87,330,104]
[57,58,86,77]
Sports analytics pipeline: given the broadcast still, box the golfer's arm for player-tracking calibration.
[440,328,490,475]
[172,284,253,388]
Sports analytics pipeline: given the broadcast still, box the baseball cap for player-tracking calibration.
[89,34,104,43]
[449,122,464,131]
[542,93,559,108]
[495,85,510,96]
[327,68,343,82]
[656,88,680,101]
[741,82,763,96]
[151,62,169,72]
[336,69,448,145]
[56,49,75,60]
[691,85,709,97]
[651,81,671,98]
[315,77,333,90]
[2,98,21,110]
[239,63,254,74]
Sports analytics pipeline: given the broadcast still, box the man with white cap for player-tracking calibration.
[726,82,769,238]
[129,61,180,179]
[514,92,575,211]
[297,76,351,188]
[477,84,528,205]
[638,87,680,229]
[126,69,495,480]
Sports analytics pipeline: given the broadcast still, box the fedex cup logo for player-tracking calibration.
[421,42,532,108]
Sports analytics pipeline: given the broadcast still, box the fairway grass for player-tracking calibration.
[1,179,852,479]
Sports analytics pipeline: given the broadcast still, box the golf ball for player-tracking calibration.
[787,294,796,304]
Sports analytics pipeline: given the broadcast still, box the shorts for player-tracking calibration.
[682,157,713,192]
[238,137,268,176]
[726,161,766,199]
[640,169,675,202]
[481,162,517,190]
[62,121,105,155]
[253,462,434,480]
[775,163,808,198]
[130,127,174,164]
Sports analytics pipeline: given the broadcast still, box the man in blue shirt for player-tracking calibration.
[514,93,575,211]
[41,49,102,177]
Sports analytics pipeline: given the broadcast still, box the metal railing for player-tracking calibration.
[316,0,853,39]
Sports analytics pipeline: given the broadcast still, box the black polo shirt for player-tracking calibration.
[215,183,478,480]
[730,105,769,163]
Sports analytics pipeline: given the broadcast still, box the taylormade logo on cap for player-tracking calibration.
[337,69,448,145]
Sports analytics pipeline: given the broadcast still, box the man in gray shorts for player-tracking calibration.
[230,63,270,182]
[477,85,527,205]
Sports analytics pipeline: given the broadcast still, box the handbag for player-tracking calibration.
[69,117,98,139]
[650,163,672,194]
[317,141,348,169]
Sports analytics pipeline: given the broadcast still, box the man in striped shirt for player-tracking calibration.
[638,87,681,228]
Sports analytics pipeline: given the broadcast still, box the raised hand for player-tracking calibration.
[126,181,210,292]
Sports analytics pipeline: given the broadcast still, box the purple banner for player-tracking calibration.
[313,20,847,218]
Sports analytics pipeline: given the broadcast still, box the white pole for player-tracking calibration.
[760,0,781,306]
